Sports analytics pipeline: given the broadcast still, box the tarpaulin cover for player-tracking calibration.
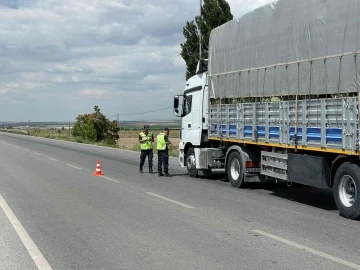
[208,0,360,99]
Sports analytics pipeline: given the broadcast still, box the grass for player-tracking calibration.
[0,128,120,148]
[0,127,180,157]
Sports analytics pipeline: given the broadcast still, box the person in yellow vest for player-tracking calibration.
[139,125,154,173]
[156,127,171,177]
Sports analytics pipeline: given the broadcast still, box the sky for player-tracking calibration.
[0,0,274,122]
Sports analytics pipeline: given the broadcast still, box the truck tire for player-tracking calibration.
[186,147,198,178]
[227,151,246,188]
[333,162,360,220]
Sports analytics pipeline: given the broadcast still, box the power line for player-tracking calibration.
[108,106,173,120]
[121,106,173,116]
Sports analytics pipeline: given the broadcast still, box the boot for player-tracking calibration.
[164,172,171,177]
[139,167,143,173]
[158,172,164,177]
[149,167,154,174]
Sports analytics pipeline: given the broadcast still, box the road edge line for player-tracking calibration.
[0,194,53,270]
[251,229,360,270]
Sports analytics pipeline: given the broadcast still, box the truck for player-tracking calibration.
[173,0,360,220]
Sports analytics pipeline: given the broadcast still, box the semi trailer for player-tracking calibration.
[173,0,360,220]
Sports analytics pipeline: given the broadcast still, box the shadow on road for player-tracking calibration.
[170,173,190,177]
[148,171,189,177]
[197,174,338,211]
[266,185,337,211]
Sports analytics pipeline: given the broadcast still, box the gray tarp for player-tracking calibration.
[208,0,360,99]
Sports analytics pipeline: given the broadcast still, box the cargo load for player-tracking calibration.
[208,0,360,99]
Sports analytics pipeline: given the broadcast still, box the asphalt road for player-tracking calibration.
[1,132,360,270]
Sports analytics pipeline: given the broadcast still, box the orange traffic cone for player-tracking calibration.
[93,160,104,176]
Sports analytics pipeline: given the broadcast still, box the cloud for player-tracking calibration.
[0,0,273,121]
[79,88,110,98]
[227,0,275,18]
[0,89,10,95]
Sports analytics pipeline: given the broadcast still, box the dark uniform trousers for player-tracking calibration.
[140,149,153,168]
[157,150,169,173]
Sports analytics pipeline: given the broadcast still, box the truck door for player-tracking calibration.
[182,90,202,145]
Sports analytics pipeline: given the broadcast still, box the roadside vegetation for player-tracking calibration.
[72,105,120,147]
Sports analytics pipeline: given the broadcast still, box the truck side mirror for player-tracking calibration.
[173,95,180,116]
[174,96,179,109]
[173,95,184,117]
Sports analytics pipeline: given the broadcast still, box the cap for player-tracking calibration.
[163,127,169,131]
[144,125,149,129]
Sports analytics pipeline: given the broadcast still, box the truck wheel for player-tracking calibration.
[333,162,360,220]
[227,151,246,188]
[186,147,198,178]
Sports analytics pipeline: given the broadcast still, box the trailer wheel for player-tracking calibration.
[186,147,198,178]
[227,151,246,188]
[333,162,360,220]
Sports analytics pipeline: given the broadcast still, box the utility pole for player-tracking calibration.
[199,0,202,59]
[68,121,71,137]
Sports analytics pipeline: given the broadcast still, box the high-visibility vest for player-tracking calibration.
[157,132,167,150]
[139,132,153,150]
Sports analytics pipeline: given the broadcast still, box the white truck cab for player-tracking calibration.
[173,59,264,181]
[173,59,211,176]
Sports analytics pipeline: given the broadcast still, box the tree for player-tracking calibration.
[72,106,120,146]
[180,0,233,80]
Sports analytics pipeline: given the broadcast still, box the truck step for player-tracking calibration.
[261,151,288,181]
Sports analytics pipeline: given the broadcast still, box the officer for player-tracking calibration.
[157,127,171,177]
[139,125,154,173]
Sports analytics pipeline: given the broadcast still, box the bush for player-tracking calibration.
[72,106,120,146]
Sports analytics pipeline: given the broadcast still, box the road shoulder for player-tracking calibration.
[0,204,38,270]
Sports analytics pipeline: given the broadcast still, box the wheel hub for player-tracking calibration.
[230,159,240,180]
[187,154,196,171]
[339,175,357,208]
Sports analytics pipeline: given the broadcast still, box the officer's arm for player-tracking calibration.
[165,135,171,145]
[139,134,149,143]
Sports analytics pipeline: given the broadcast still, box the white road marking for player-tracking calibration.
[47,157,58,161]
[99,176,121,183]
[8,143,13,146]
[251,229,360,270]
[0,194,53,270]
[14,146,21,148]
[23,149,30,151]
[66,164,82,170]
[34,152,42,156]
[146,192,194,209]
